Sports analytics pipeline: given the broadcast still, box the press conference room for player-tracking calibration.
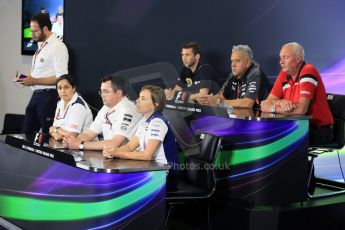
[1,1,345,229]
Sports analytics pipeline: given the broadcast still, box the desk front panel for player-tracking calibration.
[0,142,166,230]
[165,108,309,205]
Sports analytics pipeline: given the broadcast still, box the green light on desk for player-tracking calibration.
[0,172,165,221]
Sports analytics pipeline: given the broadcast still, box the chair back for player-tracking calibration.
[2,114,25,135]
[198,133,222,163]
[164,134,222,227]
[185,134,222,190]
[327,94,345,148]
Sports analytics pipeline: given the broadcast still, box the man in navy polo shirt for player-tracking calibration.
[164,42,216,102]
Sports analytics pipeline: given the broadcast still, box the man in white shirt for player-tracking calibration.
[19,12,69,135]
[64,74,142,150]
[51,13,64,40]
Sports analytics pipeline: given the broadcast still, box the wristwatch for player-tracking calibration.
[79,141,85,151]
[271,104,276,113]
[218,99,225,106]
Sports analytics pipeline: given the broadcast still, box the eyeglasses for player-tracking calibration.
[30,28,41,34]
[98,89,115,96]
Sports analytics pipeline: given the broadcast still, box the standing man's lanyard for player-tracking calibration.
[32,41,48,71]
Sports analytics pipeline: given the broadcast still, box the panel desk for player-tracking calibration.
[0,135,168,230]
[164,102,311,206]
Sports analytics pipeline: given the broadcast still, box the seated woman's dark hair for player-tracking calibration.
[56,74,76,88]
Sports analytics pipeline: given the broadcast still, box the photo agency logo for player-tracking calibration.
[168,162,230,171]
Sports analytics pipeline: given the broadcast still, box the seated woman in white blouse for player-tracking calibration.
[103,85,179,190]
[49,74,93,140]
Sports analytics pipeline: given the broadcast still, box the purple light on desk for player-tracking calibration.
[28,163,151,197]
[190,115,295,136]
[321,58,345,94]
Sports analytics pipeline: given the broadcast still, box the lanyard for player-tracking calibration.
[32,41,48,70]
[56,104,71,120]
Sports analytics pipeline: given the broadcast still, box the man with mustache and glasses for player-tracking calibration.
[197,44,270,109]
[64,74,142,151]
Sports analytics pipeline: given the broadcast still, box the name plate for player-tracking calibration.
[165,102,233,118]
[5,135,76,167]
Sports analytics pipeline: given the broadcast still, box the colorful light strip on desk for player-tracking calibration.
[189,115,308,178]
[0,162,166,229]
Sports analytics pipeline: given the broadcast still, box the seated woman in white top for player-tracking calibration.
[49,74,93,140]
[103,85,179,190]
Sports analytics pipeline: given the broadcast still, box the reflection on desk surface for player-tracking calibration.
[79,149,168,173]
[3,135,168,173]
[164,102,311,121]
[49,137,67,149]
[49,138,168,173]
